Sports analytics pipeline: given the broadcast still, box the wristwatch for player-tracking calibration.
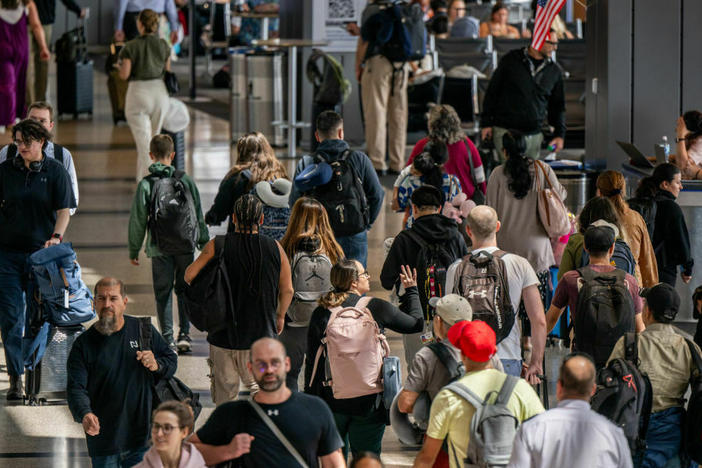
[676,137,686,143]
[52,233,63,242]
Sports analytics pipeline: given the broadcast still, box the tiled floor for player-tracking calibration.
[0,63,416,467]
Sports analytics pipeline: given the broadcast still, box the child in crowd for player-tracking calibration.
[128,134,209,353]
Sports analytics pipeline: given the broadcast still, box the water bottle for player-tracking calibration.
[661,136,671,162]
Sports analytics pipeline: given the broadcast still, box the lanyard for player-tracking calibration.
[523,47,549,79]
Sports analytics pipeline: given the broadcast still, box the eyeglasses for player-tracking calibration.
[152,422,182,435]
[254,359,282,373]
[358,271,370,279]
[12,138,37,148]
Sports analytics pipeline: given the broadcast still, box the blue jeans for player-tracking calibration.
[0,249,31,377]
[91,446,148,468]
[501,359,522,377]
[151,253,193,344]
[638,407,691,468]
[336,231,368,268]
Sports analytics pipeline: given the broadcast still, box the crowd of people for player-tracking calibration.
[1,1,701,468]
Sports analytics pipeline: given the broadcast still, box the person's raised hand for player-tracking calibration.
[400,265,417,289]
[228,433,254,458]
[82,413,100,436]
[677,116,690,140]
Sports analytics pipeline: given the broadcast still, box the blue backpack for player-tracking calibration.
[580,238,636,275]
[365,2,426,63]
[28,243,95,326]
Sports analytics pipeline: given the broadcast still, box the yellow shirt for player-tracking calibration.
[608,323,701,412]
[426,369,545,468]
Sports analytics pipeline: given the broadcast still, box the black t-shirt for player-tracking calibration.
[196,392,343,468]
[66,316,178,457]
[208,232,282,349]
[0,157,76,252]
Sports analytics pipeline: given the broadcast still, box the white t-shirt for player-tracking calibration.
[0,6,26,24]
[446,246,539,360]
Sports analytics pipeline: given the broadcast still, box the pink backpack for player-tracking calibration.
[309,296,390,399]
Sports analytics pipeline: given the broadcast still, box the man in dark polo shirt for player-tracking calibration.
[0,119,76,399]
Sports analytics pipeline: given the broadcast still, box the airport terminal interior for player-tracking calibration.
[0,0,701,466]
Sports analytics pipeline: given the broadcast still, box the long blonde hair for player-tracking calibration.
[280,197,344,264]
[318,260,360,309]
[225,132,288,187]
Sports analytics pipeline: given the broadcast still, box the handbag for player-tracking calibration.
[163,70,180,96]
[463,139,486,205]
[248,398,310,468]
[534,160,570,238]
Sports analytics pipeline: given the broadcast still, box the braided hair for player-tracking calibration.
[233,194,265,296]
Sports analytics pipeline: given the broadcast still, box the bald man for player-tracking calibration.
[508,354,632,468]
[445,205,547,384]
[192,338,345,468]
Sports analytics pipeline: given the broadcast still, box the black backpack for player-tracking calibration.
[684,339,702,464]
[404,229,457,321]
[181,236,231,334]
[580,239,637,276]
[7,143,64,164]
[627,196,657,240]
[147,171,199,255]
[371,1,426,63]
[310,151,369,237]
[55,26,87,63]
[574,267,636,368]
[427,341,464,383]
[591,333,653,457]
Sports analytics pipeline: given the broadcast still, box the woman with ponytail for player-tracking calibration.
[596,170,658,287]
[185,194,294,404]
[487,130,566,299]
[395,141,462,228]
[672,110,702,179]
[305,260,422,459]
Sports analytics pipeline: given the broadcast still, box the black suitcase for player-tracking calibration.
[57,60,94,119]
[162,129,185,171]
[25,325,84,406]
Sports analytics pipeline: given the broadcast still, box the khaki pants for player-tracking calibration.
[492,126,544,162]
[125,79,169,181]
[26,24,52,104]
[361,54,408,172]
[208,344,258,405]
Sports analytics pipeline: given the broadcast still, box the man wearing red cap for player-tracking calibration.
[413,321,544,468]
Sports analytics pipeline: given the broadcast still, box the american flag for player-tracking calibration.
[531,0,567,51]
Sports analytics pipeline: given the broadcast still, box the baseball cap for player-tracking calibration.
[429,294,472,325]
[640,283,680,322]
[294,161,332,192]
[446,320,497,363]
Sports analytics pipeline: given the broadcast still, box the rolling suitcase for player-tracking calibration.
[106,42,127,124]
[56,22,93,119]
[162,129,185,171]
[24,325,84,405]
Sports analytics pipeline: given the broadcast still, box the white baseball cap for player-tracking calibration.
[428,294,472,326]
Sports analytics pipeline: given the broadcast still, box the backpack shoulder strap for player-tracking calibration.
[624,332,638,364]
[248,398,310,468]
[7,143,17,160]
[495,375,519,405]
[427,342,462,380]
[173,170,186,180]
[355,295,373,310]
[684,338,702,377]
[138,317,153,350]
[446,381,484,409]
[53,144,65,165]
[576,266,596,283]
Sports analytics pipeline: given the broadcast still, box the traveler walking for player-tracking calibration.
[0,0,49,128]
[185,194,294,404]
[596,170,658,287]
[306,259,423,458]
[405,105,486,206]
[206,132,289,234]
[128,134,209,353]
[0,101,80,213]
[67,277,178,467]
[508,353,632,468]
[636,163,693,287]
[290,111,384,267]
[487,130,567,306]
[0,119,75,399]
[413,320,544,468]
[608,283,702,468]
[191,337,346,467]
[357,1,410,175]
[116,8,171,181]
[279,196,345,391]
[446,205,546,382]
[547,226,645,367]
[381,185,468,362]
[481,31,565,160]
[114,0,178,42]
[134,400,207,468]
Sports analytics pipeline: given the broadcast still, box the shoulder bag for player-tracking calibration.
[248,398,310,468]
[535,160,570,238]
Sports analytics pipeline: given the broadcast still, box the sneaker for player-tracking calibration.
[177,333,192,354]
[7,375,23,400]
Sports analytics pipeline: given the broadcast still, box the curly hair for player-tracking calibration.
[427,105,465,145]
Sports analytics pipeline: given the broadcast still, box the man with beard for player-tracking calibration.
[191,338,345,468]
[67,277,177,467]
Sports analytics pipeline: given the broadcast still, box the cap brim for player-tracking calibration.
[428,297,440,308]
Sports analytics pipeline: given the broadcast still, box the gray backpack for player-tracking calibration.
[445,375,519,468]
[287,252,332,326]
